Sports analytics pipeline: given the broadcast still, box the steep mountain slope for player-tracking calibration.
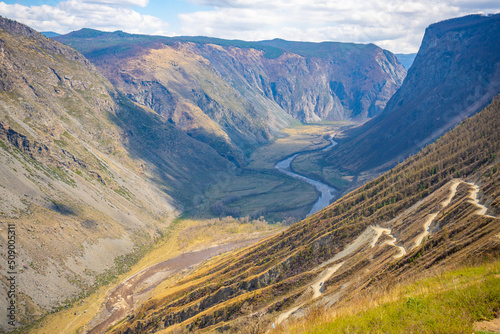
[0,17,233,329]
[323,14,500,175]
[54,31,406,165]
[112,95,499,333]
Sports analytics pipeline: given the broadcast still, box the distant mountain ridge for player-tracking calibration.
[41,31,60,37]
[54,30,406,165]
[395,53,416,69]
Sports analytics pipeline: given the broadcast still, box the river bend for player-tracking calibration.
[274,137,338,216]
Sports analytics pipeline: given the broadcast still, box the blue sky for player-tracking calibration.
[0,0,499,53]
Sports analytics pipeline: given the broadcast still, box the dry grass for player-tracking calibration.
[28,216,281,334]
[275,261,500,334]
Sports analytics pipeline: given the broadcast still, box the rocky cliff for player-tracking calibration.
[54,32,406,165]
[324,14,500,174]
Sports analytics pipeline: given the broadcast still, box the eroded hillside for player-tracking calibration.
[0,17,233,329]
[112,96,500,333]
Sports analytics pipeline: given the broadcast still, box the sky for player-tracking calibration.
[0,0,499,53]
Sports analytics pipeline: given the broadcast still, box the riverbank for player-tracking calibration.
[274,138,338,216]
[199,123,353,221]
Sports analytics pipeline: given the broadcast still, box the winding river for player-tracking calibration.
[274,136,338,216]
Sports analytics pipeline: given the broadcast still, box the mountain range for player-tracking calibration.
[53,30,406,167]
[0,12,498,334]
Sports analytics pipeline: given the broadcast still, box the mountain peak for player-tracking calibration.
[64,27,109,38]
[0,16,44,39]
[427,13,500,35]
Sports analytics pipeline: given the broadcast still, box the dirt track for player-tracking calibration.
[413,180,496,249]
[414,179,460,249]
[275,179,498,326]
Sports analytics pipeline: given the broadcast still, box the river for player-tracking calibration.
[86,238,263,334]
[274,136,338,216]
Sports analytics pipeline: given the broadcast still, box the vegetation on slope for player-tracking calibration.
[278,261,500,334]
[110,93,499,333]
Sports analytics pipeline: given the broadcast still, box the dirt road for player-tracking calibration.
[413,180,496,249]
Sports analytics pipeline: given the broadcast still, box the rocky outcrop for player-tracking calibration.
[0,121,50,160]
[325,14,500,173]
[196,40,406,122]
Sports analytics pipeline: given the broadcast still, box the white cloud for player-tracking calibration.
[0,0,169,35]
[0,0,498,53]
[180,0,500,53]
[81,0,149,6]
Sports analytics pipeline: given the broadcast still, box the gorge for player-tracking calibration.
[0,12,498,334]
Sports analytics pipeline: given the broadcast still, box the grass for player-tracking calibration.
[200,123,358,221]
[292,152,352,190]
[247,124,342,170]
[277,261,500,334]
[200,170,317,221]
[28,216,280,334]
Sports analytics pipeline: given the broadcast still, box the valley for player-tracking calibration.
[0,12,499,334]
[27,122,353,334]
[28,217,283,334]
[196,122,357,221]
[108,94,500,333]
[25,123,352,333]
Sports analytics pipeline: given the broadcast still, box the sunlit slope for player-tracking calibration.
[277,261,500,334]
[0,17,232,329]
[112,100,499,333]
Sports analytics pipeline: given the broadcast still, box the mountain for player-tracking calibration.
[41,31,60,37]
[0,17,233,328]
[111,93,500,334]
[395,53,416,69]
[323,14,500,175]
[54,31,406,165]
[1,13,497,333]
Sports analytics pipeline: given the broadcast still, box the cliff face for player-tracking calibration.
[325,14,500,173]
[0,17,232,328]
[54,32,406,164]
[192,39,406,122]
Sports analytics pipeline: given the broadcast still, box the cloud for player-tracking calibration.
[0,0,498,53]
[0,0,169,35]
[81,0,149,6]
[180,0,500,53]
